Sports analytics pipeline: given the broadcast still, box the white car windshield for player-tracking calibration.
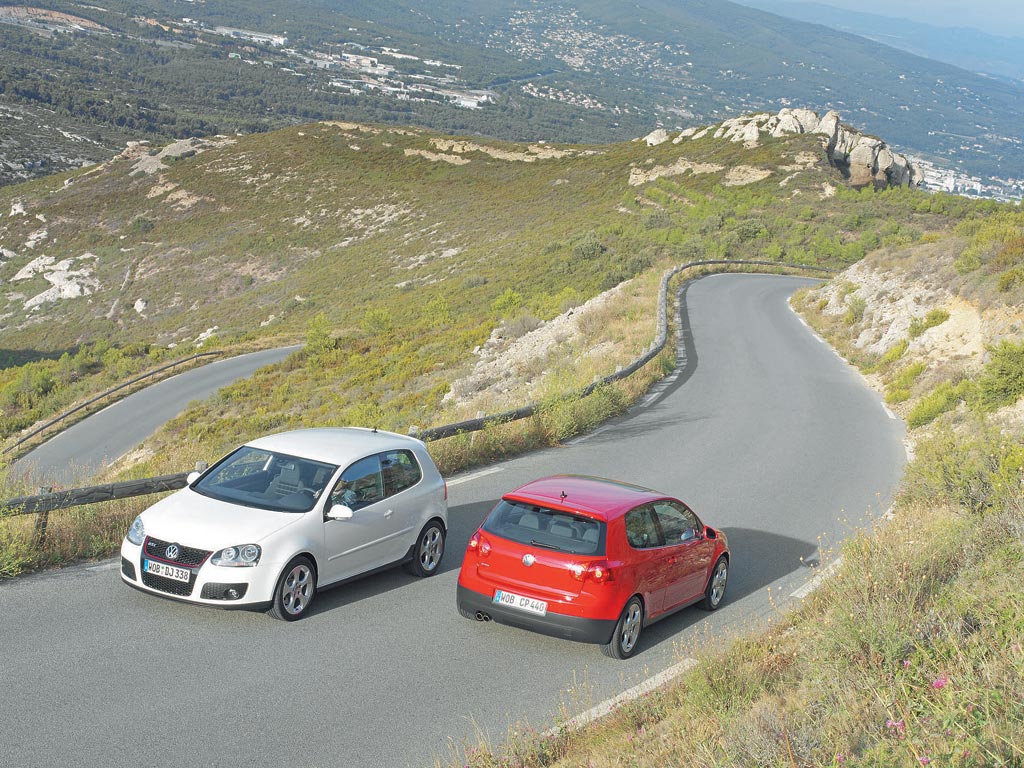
[193,446,338,513]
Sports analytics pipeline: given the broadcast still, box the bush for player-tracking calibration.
[976,340,1024,411]
[844,295,867,326]
[908,308,950,338]
[885,361,926,404]
[954,247,982,274]
[491,288,523,318]
[878,339,909,365]
[902,423,1024,514]
[304,312,334,357]
[997,267,1024,292]
[907,381,961,428]
[572,231,605,260]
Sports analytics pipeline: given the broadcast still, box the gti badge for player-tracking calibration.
[165,544,180,561]
[522,553,535,567]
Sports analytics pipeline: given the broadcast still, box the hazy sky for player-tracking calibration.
[779,0,1024,37]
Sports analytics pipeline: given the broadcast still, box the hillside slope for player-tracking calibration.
[0,109,958,459]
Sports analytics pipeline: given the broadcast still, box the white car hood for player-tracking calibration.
[140,487,304,550]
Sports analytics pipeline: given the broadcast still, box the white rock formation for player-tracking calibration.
[643,129,670,146]
[687,108,920,188]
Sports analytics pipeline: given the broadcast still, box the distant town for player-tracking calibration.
[180,19,497,110]
[914,157,1023,204]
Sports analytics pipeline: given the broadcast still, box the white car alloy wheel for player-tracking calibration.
[271,557,316,621]
[404,521,445,577]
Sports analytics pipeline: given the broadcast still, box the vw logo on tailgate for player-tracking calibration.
[522,553,535,567]
[165,544,180,561]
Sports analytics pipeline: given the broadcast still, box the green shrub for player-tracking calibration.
[878,338,909,365]
[885,361,926,404]
[902,423,1024,514]
[954,246,982,274]
[491,288,523,318]
[572,231,605,260]
[908,308,950,338]
[361,307,394,336]
[844,295,867,326]
[304,312,334,357]
[997,267,1024,292]
[907,381,962,428]
[976,340,1024,411]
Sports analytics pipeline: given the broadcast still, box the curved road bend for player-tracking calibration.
[10,346,301,487]
[0,275,905,768]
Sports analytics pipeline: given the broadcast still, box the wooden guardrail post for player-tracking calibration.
[32,486,52,549]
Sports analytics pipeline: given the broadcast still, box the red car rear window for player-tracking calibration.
[482,500,606,556]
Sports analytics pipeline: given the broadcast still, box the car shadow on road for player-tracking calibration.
[311,512,819,648]
[634,526,820,654]
[308,499,495,615]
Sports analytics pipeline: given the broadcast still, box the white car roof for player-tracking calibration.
[245,427,426,466]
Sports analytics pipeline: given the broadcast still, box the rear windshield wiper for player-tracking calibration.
[529,539,560,550]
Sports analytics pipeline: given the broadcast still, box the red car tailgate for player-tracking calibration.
[473,533,598,600]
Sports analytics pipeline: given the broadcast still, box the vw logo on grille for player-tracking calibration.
[165,544,181,561]
[522,554,535,567]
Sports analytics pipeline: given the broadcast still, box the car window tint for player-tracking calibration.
[381,450,422,496]
[624,506,662,549]
[333,454,384,510]
[482,499,606,556]
[652,501,699,543]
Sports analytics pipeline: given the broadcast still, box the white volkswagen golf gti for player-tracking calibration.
[120,427,448,620]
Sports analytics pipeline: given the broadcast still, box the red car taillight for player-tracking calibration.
[570,560,613,583]
[467,531,491,557]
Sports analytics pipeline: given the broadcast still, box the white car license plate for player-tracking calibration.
[144,559,190,583]
[493,589,547,616]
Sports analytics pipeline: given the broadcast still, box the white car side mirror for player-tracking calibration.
[186,471,202,485]
[327,504,354,520]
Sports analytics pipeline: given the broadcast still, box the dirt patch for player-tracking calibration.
[722,165,772,186]
[443,282,631,411]
[628,158,723,186]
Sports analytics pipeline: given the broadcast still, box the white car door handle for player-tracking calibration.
[384,509,393,519]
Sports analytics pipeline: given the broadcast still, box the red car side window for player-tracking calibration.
[652,501,699,543]
[624,506,661,549]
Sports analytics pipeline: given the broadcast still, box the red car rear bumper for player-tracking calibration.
[457,584,617,645]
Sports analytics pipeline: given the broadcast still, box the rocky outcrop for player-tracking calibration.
[696,108,920,189]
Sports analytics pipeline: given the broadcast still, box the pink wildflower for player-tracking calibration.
[886,718,905,736]
[932,676,949,689]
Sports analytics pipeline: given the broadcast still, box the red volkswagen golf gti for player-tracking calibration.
[457,475,729,659]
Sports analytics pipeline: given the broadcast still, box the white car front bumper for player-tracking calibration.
[119,537,284,609]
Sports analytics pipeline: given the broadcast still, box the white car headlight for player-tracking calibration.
[212,544,262,567]
[126,516,145,546]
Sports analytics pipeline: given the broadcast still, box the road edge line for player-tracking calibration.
[543,657,698,737]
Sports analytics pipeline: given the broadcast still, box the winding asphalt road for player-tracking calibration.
[10,346,300,487]
[0,274,905,768]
